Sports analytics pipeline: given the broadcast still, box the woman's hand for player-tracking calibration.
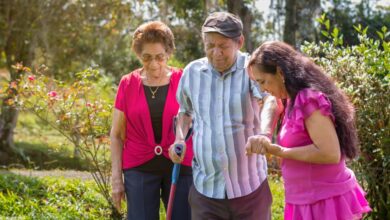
[111,177,125,212]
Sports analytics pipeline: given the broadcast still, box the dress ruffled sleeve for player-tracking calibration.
[289,88,335,133]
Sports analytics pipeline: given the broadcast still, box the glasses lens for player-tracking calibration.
[141,54,152,62]
[141,53,165,63]
[155,54,165,62]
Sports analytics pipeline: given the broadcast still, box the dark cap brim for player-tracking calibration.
[202,26,242,38]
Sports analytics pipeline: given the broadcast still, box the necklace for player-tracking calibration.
[148,86,159,99]
[142,68,169,98]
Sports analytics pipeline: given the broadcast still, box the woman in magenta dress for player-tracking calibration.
[245,41,371,220]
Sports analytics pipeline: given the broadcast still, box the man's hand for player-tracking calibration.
[112,178,125,212]
[245,135,271,156]
[169,141,186,163]
[257,95,268,110]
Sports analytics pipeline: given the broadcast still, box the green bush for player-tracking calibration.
[7,67,120,217]
[302,19,389,220]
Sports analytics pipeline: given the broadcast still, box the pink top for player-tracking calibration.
[114,68,193,169]
[278,88,357,205]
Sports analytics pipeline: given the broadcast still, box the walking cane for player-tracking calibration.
[166,116,193,220]
[166,143,184,220]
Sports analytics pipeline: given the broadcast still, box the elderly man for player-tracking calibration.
[169,12,277,220]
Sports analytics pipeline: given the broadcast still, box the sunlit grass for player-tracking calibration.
[13,112,87,170]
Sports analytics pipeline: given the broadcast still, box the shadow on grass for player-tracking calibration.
[5,141,89,171]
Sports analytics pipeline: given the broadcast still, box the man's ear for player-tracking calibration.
[238,35,245,49]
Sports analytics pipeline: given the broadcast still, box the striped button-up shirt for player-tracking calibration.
[177,51,268,199]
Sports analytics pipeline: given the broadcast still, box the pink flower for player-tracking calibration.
[10,81,17,89]
[48,91,57,97]
[86,103,92,107]
[28,75,35,81]
[11,63,23,71]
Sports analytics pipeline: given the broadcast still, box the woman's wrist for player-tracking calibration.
[268,144,285,157]
[111,169,123,180]
[112,176,123,185]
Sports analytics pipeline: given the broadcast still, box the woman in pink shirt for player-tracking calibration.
[246,41,371,220]
[110,21,193,220]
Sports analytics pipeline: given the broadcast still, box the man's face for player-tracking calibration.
[203,33,242,73]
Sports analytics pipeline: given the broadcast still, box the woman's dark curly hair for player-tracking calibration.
[248,41,359,159]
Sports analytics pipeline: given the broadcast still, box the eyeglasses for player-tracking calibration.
[141,53,166,63]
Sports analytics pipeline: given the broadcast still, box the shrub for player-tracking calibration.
[302,17,389,219]
[7,67,123,218]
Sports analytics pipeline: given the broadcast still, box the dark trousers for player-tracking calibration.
[123,169,193,220]
[189,179,272,220]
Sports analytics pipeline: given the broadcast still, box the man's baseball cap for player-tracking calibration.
[202,12,243,38]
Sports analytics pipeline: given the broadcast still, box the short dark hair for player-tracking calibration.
[131,21,175,56]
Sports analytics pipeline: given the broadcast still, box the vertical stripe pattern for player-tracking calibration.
[177,52,268,199]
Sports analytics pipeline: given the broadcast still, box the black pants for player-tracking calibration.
[124,169,193,220]
[189,179,272,220]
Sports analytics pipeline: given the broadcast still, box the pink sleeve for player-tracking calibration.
[289,88,335,133]
[114,76,127,112]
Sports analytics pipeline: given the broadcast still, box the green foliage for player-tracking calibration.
[0,0,137,80]
[302,19,389,219]
[167,55,186,69]
[0,173,111,219]
[320,0,390,46]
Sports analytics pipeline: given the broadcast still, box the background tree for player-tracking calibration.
[283,0,321,47]
[0,0,41,162]
[227,0,256,52]
[321,0,390,45]
[0,0,134,161]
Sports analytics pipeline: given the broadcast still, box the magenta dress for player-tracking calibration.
[278,88,371,220]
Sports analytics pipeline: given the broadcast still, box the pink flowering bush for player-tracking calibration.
[12,66,122,217]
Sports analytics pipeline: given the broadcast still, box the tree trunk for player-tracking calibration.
[0,102,19,163]
[227,0,254,52]
[0,0,35,163]
[283,0,297,46]
[283,0,321,47]
[295,0,321,46]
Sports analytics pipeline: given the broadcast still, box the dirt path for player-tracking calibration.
[0,169,93,181]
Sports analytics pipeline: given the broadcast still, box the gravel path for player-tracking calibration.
[0,169,93,181]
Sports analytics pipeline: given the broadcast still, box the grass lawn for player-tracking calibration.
[0,172,284,219]
[11,113,88,170]
[0,172,112,219]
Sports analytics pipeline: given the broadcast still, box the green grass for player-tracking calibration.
[269,174,285,220]
[0,173,112,219]
[12,112,89,170]
[0,173,284,219]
